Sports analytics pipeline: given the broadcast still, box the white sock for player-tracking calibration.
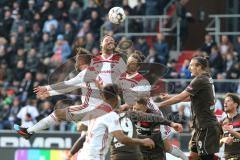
[27,113,59,133]
[169,145,188,160]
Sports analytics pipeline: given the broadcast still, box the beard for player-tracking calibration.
[103,43,115,51]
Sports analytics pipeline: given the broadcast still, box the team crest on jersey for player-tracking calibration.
[198,141,202,149]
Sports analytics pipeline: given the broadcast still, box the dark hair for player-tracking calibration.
[75,47,92,64]
[136,98,148,106]
[225,93,240,107]
[102,84,119,100]
[192,56,209,70]
[128,53,142,67]
[133,50,145,62]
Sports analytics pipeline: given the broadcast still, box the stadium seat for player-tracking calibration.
[176,50,194,72]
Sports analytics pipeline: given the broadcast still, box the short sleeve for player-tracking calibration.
[185,77,203,96]
[105,112,122,133]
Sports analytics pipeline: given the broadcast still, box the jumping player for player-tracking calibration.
[76,84,155,160]
[14,48,103,139]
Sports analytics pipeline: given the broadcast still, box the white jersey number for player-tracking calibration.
[113,113,133,143]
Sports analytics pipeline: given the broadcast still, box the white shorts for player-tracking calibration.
[160,125,172,140]
[66,103,99,122]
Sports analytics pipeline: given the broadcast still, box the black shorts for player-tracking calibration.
[189,125,222,155]
[142,153,166,160]
[111,153,143,160]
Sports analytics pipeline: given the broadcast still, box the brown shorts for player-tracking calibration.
[225,153,240,160]
[111,153,143,160]
[189,125,222,155]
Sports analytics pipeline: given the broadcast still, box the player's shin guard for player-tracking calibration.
[169,145,188,160]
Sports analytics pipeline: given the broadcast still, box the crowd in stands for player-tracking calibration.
[0,0,239,132]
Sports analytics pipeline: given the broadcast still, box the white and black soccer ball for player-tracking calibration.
[108,7,126,24]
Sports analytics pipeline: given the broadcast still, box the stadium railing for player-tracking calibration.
[206,14,240,43]
[100,15,181,52]
[156,78,240,97]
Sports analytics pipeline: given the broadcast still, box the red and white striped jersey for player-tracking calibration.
[91,54,126,85]
[115,72,151,106]
[116,72,163,114]
[79,103,122,160]
[48,66,103,108]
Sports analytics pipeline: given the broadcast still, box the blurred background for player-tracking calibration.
[0,0,239,159]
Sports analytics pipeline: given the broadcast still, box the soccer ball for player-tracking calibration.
[108,7,126,24]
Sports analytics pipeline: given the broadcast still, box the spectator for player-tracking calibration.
[0,9,14,39]
[16,25,25,47]
[64,23,75,45]
[219,35,233,55]
[209,45,224,78]
[72,37,86,51]
[134,37,149,57]
[37,101,53,121]
[25,48,40,73]
[17,99,39,128]
[40,1,52,21]
[133,0,146,15]
[54,0,67,21]
[89,10,103,38]
[201,34,216,55]
[144,47,159,63]
[174,0,190,48]
[77,20,90,37]
[2,97,21,129]
[85,32,96,51]
[22,0,36,22]
[24,34,33,53]
[165,59,179,79]
[0,37,7,62]
[122,0,133,15]
[33,72,47,88]
[51,34,71,65]
[18,72,34,102]
[7,35,19,67]
[31,22,42,48]
[42,14,58,33]
[179,59,191,79]
[0,104,11,129]
[80,0,98,21]
[234,36,240,59]
[38,32,54,59]
[0,61,13,86]
[14,47,26,65]
[10,11,25,34]
[153,33,169,64]
[68,1,83,23]
[13,60,26,83]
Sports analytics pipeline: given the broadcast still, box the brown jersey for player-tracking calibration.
[185,73,219,129]
[111,112,143,160]
[222,113,240,158]
[111,111,172,160]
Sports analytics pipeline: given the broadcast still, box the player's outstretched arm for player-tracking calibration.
[127,111,183,133]
[67,123,88,159]
[111,130,155,149]
[159,93,190,102]
[67,132,86,159]
[158,90,190,108]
